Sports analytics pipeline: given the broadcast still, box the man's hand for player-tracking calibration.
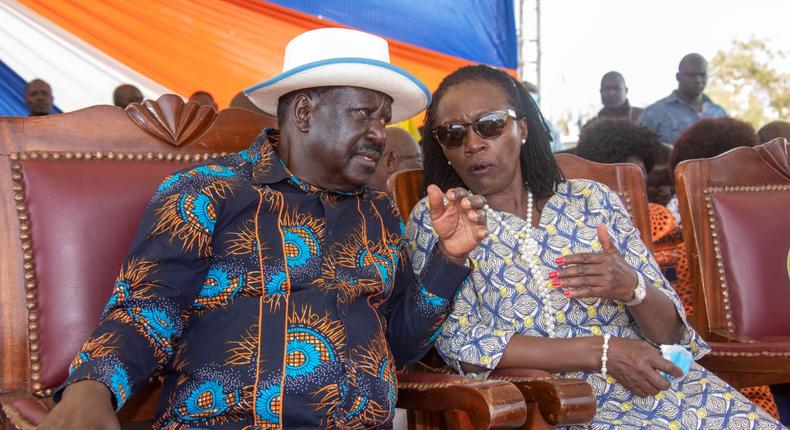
[606,337,683,398]
[554,223,638,301]
[38,380,120,430]
[426,185,487,263]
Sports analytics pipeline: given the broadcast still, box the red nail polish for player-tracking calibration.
[555,256,566,265]
[549,271,559,279]
[563,289,572,297]
[551,279,562,287]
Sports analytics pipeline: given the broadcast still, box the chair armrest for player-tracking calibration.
[490,368,596,426]
[397,372,527,429]
[0,393,51,429]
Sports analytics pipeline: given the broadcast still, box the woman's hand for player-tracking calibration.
[606,337,683,397]
[426,184,488,263]
[553,223,638,301]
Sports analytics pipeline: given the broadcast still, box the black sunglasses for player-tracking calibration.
[431,109,518,148]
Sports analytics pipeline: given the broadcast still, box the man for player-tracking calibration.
[40,28,487,429]
[595,71,642,123]
[113,84,143,108]
[367,127,423,191]
[640,53,727,144]
[25,78,54,116]
[189,90,218,110]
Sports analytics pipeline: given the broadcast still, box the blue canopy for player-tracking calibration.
[266,0,518,69]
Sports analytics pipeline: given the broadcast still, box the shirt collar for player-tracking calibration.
[598,99,632,117]
[669,90,713,105]
[248,128,368,196]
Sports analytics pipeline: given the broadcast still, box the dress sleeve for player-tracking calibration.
[600,184,710,359]
[54,175,224,410]
[406,198,515,377]
[384,198,470,367]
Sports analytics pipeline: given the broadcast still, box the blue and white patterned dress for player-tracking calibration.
[408,179,783,429]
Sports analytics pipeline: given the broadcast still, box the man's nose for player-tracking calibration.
[368,120,386,146]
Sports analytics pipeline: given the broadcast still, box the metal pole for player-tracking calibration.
[517,0,525,80]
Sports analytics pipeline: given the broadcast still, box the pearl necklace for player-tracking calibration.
[482,190,556,337]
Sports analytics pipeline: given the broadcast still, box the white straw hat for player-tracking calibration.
[244,28,430,123]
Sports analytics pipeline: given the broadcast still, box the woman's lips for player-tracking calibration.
[467,161,494,176]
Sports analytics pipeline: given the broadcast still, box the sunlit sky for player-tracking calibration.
[527,0,789,124]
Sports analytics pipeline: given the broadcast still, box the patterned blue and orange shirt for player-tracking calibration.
[58,130,468,429]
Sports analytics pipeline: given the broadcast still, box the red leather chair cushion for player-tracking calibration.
[22,159,197,389]
[713,189,790,338]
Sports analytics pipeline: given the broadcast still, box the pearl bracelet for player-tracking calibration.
[601,333,611,378]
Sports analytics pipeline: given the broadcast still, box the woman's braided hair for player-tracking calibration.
[421,64,563,200]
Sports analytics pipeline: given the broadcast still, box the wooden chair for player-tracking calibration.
[387,154,656,428]
[555,153,652,247]
[0,96,526,429]
[389,162,651,428]
[675,137,790,389]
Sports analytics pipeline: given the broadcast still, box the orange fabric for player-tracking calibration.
[649,202,676,242]
[649,203,693,316]
[19,0,488,112]
[740,386,781,421]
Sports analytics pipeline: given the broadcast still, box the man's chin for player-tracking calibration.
[341,167,375,190]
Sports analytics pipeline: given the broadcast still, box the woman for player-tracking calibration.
[407,65,782,429]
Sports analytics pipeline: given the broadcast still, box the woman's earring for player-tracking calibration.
[521,138,527,145]
[447,160,452,165]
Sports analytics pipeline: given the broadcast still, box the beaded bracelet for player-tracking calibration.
[601,333,611,378]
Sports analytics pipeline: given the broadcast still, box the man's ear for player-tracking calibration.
[675,72,681,83]
[291,92,314,132]
[385,151,400,173]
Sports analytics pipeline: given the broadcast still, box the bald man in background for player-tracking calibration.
[368,127,423,191]
[25,79,54,116]
[640,53,726,144]
[596,71,642,123]
[113,84,143,108]
[229,90,278,128]
[189,91,217,110]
